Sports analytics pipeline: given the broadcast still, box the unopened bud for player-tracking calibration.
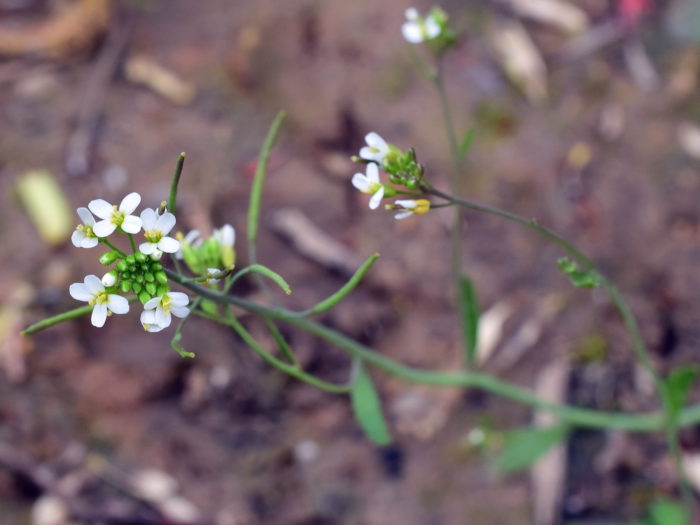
[99,251,120,266]
[101,271,118,287]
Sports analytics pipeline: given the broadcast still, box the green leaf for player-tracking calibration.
[663,365,699,423]
[648,498,689,525]
[557,257,601,288]
[459,127,475,159]
[494,425,569,475]
[458,275,479,368]
[350,362,391,446]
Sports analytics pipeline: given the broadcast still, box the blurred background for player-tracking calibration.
[2,0,700,523]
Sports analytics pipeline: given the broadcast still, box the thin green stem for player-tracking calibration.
[100,238,127,257]
[127,234,137,254]
[224,264,291,295]
[263,317,299,366]
[168,152,186,214]
[22,305,93,335]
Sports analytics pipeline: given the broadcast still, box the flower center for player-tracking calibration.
[89,290,109,306]
[367,182,381,194]
[110,206,126,226]
[160,294,172,315]
[145,229,163,243]
[77,224,96,238]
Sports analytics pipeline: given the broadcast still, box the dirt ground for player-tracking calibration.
[2,1,700,524]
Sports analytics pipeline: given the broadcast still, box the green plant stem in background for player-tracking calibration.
[426,187,693,512]
[101,238,126,257]
[127,233,136,254]
[21,305,93,335]
[168,152,186,214]
[247,111,286,269]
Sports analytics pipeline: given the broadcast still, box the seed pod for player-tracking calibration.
[99,251,120,265]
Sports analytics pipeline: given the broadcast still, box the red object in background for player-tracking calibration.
[618,0,651,27]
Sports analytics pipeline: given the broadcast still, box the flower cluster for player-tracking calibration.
[352,133,431,219]
[68,192,189,331]
[401,7,456,54]
[176,224,236,279]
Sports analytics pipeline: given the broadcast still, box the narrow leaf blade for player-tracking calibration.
[494,425,569,475]
[458,275,479,368]
[350,362,391,446]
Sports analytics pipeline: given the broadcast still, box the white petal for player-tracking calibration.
[84,275,104,294]
[155,308,172,328]
[171,306,190,319]
[359,146,380,161]
[71,230,84,248]
[102,272,116,287]
[394,199,417,209]
[395,210,414,220]
[88,199,114,220]
[366,162,379,183]
[69,283,92,302]
[155,212,176,235]
[217,224,235,246]
[184,230,200,243]
[168,292,189,307]
[157,236,180,253]
[150,249,163,261]
[405,7,419,20]
[144,297,161,310]
[352,173,370,191]
[77,207,94,226]
[424,17,441,39]
[93,220,116,237]
[121,215,142,234]
[107,294,129,314]
[139,242,157,255]
[119,192,141,214]
[140,208,157,231]
[402,22,424,43]
[140,310,164,332]
[81,237,99,248]
[365,132,385,149]
[369,185,385,210]
[91,303,108,327]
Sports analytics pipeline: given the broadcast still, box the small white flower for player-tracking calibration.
[142,292,190,330]
[88,192,143,237]
[69,274,129,327]
[391,199,431,219]
[140,309,165,333]
[205,267,222,283]
[351,163,385,209]
[71,207,99,248]
[402,7,441,43]
[175,230,202,260]
[139,208,180,256]
[359,132,389,163]
[213,224,235,247]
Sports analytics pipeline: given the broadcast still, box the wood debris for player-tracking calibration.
[500,0,588,34]
[125,55,197,105]
[0,0,111,58]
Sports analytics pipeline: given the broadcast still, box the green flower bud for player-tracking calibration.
[138,291,151,304]
[99,251,120,266]
[144,272,155,283]
[126,254,136,266]
[145,282,157,295]
[116,260,128,272]
[151,261,162,270]
[155,271,168,285]
[156,283,169,296]
[132,282,142,294]
[135,252,147,263]
[120,280,132,293]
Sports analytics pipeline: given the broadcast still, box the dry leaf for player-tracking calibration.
[124,55,197,105]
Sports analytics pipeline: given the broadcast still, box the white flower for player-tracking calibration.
[88,192,143,237]
[351,163,385,210]
[69,274,129,327]
[139,208,180,256]
[142,292,190,330]
[175,230,202,260]
[71,207,99,248]
[391,199,431,219]
[359,132,389,163]
[212,224,235,247]
[205,267,222,283]
[140,309,165,333]
[402,7,441,43]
